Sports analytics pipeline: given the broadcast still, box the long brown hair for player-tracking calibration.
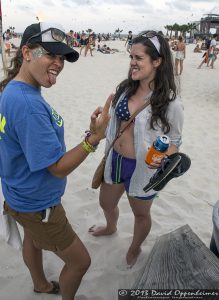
[0,49,23,92]
[112,33,176,134]
[0,44,38,92]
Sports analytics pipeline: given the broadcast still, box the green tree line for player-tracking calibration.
[164,22,198,39]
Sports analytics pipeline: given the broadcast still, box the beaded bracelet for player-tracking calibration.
[81,130,99,153]
[85,130,99,147]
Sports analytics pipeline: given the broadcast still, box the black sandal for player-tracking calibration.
[143,152,191,193]
[34,280,60,294]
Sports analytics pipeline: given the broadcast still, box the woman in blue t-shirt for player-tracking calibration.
[0,22,111,299]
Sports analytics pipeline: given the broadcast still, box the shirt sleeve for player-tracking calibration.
[15,113,65,172]
[167,97,184,148]
[210,40,216,47]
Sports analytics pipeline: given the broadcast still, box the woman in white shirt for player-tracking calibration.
[89,31,184,267]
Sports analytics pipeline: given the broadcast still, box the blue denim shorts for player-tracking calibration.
[111,149,156,201]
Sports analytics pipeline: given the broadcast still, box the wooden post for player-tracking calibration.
[133,225,219,289]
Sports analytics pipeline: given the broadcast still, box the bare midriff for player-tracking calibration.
[114,122,136,159]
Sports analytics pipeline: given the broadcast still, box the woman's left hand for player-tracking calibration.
[147,154,168,169]
[148,144,178,169]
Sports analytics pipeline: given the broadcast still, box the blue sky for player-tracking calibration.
[2,0,219,34]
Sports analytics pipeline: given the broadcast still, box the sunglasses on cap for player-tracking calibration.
[138,30,161,55]
[26,27,66,44]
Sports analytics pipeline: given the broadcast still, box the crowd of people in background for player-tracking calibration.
[2,27,218,64]
[64,30,134,56]
[65,30,115,56]
[167,33,218,72]
[1,28,122,60]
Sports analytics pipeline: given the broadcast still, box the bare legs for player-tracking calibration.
[89,182,124,235]
[126,196,153,266]
[56,237,91,300]
[175,58,179,75]
[80,45,85,55]
[210,56,217,69]
[198,57,216,69]
[175,58,184,75]
[23,229,53,292]
[89,182,153,266]
[84,46,93,57]
[197,58,205,69]
[23,229,90,300]
[179,60,183,75]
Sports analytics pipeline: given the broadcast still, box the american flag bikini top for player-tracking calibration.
[115,96,131,121]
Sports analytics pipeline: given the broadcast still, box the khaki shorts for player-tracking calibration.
[4,202,76,252]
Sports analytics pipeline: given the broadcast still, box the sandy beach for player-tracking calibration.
[0,40,219,299]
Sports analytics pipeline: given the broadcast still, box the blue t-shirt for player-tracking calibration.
[0,80,66,212]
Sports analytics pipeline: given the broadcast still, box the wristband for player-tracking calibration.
[81,140,95,153]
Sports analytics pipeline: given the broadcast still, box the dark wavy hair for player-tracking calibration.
[112,32,176,134]
[0,44,38,92]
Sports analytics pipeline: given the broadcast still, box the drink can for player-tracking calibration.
[154,135,170,152]
[145,135,170,165]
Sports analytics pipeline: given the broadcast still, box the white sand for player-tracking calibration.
[0,41,219,299]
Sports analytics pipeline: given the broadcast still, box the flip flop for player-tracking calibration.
[143,152,191,193]
[34,281,60,294]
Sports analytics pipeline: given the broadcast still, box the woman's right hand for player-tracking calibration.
[88,94,114,145]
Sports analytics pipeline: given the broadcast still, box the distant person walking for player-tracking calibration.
[79,33,87,55]
[66,30,74,48]
[174,36,186,75]
[125,31,133,53]
[197,34,218,69]
[197,49,210,69]
[85,35,95,57]
[208,34,218,69]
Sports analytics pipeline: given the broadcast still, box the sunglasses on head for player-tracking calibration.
[138,30,161,55]
[26,28,66,44]
[139,30,158,39]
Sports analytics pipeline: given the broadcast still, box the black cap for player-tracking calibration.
[20,22,79,63]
